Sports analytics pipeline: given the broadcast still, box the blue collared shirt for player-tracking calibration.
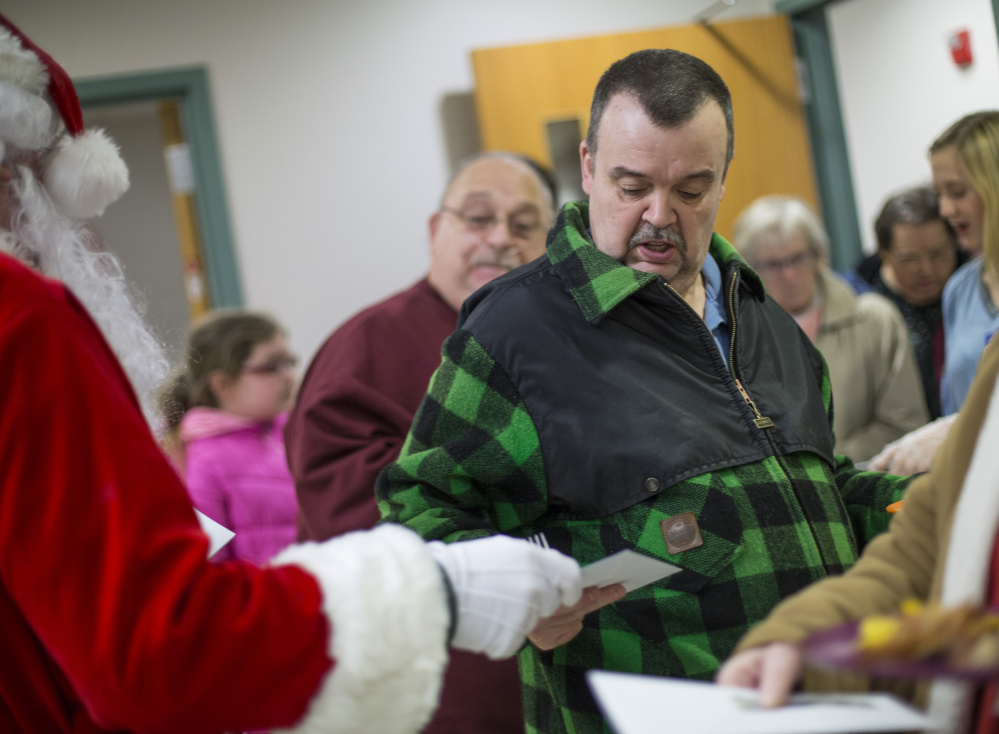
[701,254,732,369]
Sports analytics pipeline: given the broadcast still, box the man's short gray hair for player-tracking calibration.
[441,151,558,218]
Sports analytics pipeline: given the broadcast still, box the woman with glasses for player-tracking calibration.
[160,310,301,563]
[733,195,929,463]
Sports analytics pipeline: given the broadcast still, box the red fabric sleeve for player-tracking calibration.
[286,282,456,541]
[0,264,331,734]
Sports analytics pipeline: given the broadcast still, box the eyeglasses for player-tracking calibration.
[242,354,299,376]
[440,206,542,240]
[888,248,955,273]
[753,250,815,275]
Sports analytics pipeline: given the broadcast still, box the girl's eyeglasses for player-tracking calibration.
[242,354,299,375]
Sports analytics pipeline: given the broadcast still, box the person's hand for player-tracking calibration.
[429,535,582,659]
[527,584,627,650]
[715,643,802,708]
[869,414,956,475]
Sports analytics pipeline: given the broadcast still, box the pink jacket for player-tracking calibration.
[181,408,298,564]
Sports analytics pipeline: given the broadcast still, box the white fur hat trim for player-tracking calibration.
[0,78,53,150]
[0,27,47,95]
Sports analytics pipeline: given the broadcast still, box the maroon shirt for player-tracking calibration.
[285,278,525,733]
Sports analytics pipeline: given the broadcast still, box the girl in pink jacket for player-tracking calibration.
[162,311,299,563]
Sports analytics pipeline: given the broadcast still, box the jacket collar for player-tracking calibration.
[547,201,763,323]
[817,266,863,331]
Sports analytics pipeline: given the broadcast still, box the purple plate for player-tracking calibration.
[802,620,999,680]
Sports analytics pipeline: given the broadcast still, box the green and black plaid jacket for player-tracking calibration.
[378,202,910,734]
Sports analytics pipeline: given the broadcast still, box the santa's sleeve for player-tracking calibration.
[273,524,449,734]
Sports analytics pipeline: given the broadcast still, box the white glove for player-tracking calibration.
[869,414,957,475]
[429,535,582,659]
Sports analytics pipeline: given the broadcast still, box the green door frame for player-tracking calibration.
[776,0,861,270]
[775,0,999,270]
[75,66,243,307]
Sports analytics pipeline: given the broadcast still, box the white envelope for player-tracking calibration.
[581,549,681,592]
[194,509,235,558]
[587,671,931,734]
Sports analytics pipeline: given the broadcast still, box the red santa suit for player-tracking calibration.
[0,253,448,733]
[286,278,525,733]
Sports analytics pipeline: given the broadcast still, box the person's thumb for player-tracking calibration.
[759,643,802,708]
[536,548,583,611]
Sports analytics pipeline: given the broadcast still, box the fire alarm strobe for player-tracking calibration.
[950,28,973,68]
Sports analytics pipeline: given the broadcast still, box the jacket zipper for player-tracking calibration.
[725,271,774,430]
[725,268,831,571]
[659,272,775,433]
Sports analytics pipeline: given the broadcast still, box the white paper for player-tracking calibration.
[194,509,235,558]
[581,550,681,592]
[164,143,195,193]
[587,671,931,734]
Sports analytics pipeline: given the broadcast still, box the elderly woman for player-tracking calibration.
[733,195,929,462]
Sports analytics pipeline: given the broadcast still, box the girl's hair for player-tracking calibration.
[159,310,283,432]
[930,111,999,273]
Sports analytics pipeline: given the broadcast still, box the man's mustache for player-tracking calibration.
[627,224,685,251]
[471,252,522,270]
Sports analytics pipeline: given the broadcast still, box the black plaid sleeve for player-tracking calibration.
[817,345,912,545]
[376,328,548,540]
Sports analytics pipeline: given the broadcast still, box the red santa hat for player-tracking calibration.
[0,14,128,219]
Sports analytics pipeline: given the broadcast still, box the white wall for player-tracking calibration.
[828,0,999,255]
[3,0,775,362]
[84,102,192,361]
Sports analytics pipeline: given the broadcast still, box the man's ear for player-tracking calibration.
[580,140,593,196]
[428,210,443,254]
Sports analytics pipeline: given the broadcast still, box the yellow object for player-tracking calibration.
[886,501,904,514]
[900,598,924,616]
[857,616,900,650]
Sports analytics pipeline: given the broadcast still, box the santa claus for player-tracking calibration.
[0,13,581,734]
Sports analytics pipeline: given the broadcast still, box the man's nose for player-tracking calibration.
[643,192,677,229]
[483,218,517,249]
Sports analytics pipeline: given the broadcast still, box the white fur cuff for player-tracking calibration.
[272,524,449,734]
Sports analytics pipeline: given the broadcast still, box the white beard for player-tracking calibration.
[1,167,170,430]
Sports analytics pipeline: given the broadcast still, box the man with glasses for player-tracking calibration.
[285,150,557,734]
[733,194,928,461]
[857,186,962,419]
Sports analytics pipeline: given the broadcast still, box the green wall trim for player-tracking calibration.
[775,0,833,14]
[778,1,862,271]
[994,0,999,60]
[75,66,243,308]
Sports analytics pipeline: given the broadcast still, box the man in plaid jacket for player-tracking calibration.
[377,49,910,734]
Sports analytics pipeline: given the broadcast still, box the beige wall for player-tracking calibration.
[3,0,777,362]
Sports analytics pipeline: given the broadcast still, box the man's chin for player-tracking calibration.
[908,289,943,307]
[627,259,678,280]
[470,265,511,286]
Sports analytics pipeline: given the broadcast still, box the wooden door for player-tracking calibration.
[471,15,816,241]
